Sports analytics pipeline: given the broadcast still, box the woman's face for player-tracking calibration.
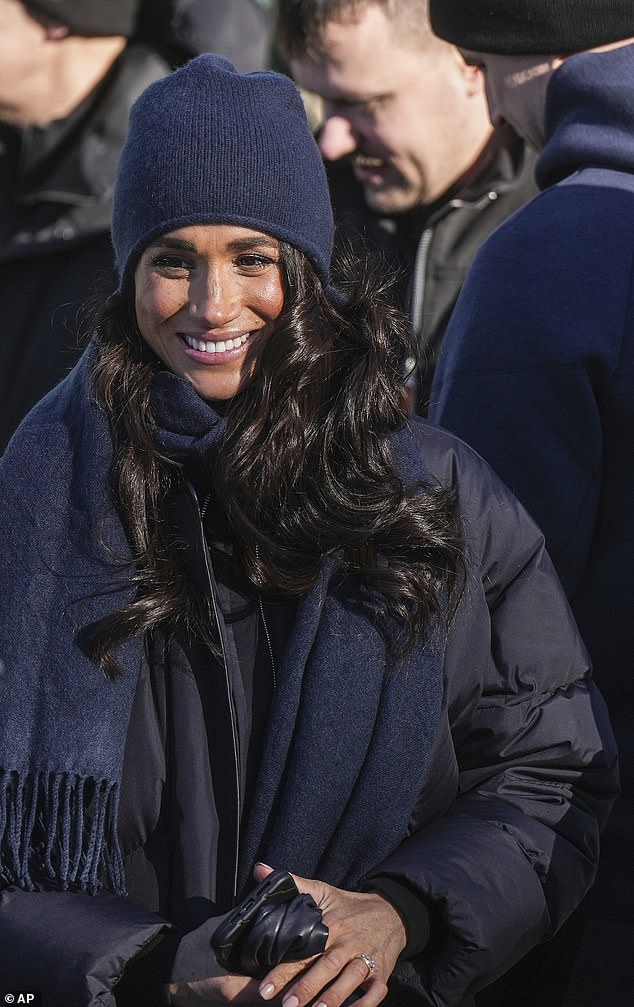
[134,223,285,401]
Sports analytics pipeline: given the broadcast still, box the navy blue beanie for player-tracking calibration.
[112,54,334,292]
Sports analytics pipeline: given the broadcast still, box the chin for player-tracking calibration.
[191,364,257,403]
[363,185,421,216]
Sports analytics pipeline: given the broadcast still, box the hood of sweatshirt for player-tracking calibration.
[537,42,634,189]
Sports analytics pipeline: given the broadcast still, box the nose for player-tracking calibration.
[189,266,240,327]
[318,112,358,161]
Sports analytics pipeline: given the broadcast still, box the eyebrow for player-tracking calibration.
[146,235,280,253]
[227,236,280,252]
[327,92,390,108]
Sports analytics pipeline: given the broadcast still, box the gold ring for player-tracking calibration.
[353,953,376,977]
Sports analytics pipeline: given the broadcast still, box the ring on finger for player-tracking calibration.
[352,953,376,977]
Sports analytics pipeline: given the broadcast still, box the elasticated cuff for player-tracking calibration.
[362,877,431,959]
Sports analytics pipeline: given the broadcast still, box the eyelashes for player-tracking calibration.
[148,253,280,274]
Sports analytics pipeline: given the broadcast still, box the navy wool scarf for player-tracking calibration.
[0,345,139,894]
[0,343,445,898]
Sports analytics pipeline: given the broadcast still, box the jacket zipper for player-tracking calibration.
[407,192,501,399]
[258,596,277,691]
[195,497,242,901]
[410,191,501,338]
[410,225,434,346]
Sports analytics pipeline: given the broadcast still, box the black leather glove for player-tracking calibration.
[237,892,328,977]
[210,871,328,978]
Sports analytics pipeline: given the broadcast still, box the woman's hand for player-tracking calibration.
[166,863,407,1006]
[254,863,406,1007]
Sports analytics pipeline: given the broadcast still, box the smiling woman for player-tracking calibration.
[0,49,618,1007]
[134,225,285,401]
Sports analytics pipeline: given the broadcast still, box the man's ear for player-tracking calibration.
[463,61,485,97]
[44,21,70,40]
[452,45,485,97]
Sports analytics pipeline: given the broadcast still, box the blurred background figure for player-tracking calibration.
[0,0,170,454]
[136,0,274,71]
[275,0,537,413]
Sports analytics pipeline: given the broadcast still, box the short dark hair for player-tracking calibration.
[276,0,433,61]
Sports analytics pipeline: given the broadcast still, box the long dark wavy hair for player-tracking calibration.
[89,242,464,676]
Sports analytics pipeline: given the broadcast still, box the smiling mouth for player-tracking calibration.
[354,154,385,169]
[182,332,251,354]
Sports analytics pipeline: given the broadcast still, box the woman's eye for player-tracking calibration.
[235,253,278,271]
[151,254,193,272]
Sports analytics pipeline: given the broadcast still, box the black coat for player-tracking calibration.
[0,400,617,1007]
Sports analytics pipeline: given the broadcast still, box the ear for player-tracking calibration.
[450,45,485,97]
[463,61,485,97]
[44,21,70,40]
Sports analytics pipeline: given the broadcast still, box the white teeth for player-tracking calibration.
[184,333,250,353]
[355,154,383,168]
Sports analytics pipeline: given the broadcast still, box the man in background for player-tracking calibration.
[137,0,274,72]
[0,0,170,453]
[429,2,634,1002]
[276,0,536,411]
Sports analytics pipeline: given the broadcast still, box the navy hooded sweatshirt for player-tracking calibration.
[429,41,634,988]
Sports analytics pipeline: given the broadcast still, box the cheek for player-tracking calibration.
[253,275,285,321]
[135,280,184,336]
[269,285,285,320]
[392,90,444,160]
[374,122,401,154]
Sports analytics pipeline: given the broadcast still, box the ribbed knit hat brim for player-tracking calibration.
[430,0,634,55]
[112,54,334,292]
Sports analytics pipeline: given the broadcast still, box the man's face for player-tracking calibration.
[461,50,562,152]
[291,2,492,214]
[0,0,46,124]
[0,0,71,127]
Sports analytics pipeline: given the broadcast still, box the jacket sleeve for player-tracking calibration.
[0,887,171,1007]
[364,434,618,1006]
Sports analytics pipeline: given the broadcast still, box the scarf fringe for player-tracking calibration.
[0,770,126,895]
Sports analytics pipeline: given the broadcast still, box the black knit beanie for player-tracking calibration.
[430,0,634,55]
[26,0,140,37]
[112,53,334,293]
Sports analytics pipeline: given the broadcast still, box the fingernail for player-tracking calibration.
[282,996,299,1007]
[260,984,275,1000]
[256,861,273,870]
